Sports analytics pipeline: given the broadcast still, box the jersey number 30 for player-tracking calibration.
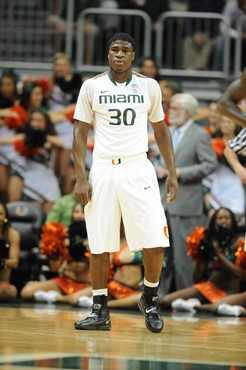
[109,108,136,126]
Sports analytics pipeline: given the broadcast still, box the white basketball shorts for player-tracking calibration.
[84,153,170,254]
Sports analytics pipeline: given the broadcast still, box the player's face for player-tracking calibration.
[215,209,232,229]
[108,40,135,73]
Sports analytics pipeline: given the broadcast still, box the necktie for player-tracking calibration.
[172,129,181,152]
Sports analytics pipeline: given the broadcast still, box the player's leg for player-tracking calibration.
[74,163,121,331]
[119,157,169,333]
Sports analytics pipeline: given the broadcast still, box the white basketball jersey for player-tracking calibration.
[74,71,164,157]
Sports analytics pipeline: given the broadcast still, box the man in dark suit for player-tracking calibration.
[154,93,218,292]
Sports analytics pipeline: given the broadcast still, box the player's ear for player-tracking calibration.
[132,52,135,62]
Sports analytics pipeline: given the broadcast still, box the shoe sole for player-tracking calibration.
[138,302,164,334]
[74,323,111,331]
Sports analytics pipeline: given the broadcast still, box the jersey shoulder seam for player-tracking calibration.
[133,71,147,78]
[93,72,107,80]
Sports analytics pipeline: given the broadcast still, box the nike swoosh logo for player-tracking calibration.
[144,186,151,190]
[106,320,110,324]
[146,307,156,314]
[100,90,109,93]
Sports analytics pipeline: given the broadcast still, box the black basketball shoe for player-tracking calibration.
[74,303,111,331]
[138,293,164,333]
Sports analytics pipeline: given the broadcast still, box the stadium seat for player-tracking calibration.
[6,201,46,292]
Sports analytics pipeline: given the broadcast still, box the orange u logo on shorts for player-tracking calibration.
[112,158,121,165]
[163,226,169,239]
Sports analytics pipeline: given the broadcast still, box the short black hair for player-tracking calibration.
[108,33,135,52]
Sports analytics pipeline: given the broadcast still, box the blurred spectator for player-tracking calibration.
[118,0,168,27]
[203,116,245,219]
[48,52,81,194]
[0,109,63,214]
[47,0,99,64]
[161,208,246,313]
[159,80,183,125]
[213,0,246,71]
[203,101,222,137]
[187,0,225,13]
[139,56,160,80]
[99,0,120,38]
[0,70,24,202]
[20,203,91,303]
[0,69,19,109]
[183,32,214,70]
[183,0,225,70]
[0,202,20,301]
[153,93,217,293]
[45,191,77,228]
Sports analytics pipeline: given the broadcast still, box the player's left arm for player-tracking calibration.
[151,120,179,203]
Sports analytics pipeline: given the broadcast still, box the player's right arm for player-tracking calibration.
[73,79,94,204]
[72,120,92,204]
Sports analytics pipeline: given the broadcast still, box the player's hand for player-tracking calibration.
[74,179,92,204]
[166,175,179,203]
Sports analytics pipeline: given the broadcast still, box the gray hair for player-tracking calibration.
[171,93,198,117]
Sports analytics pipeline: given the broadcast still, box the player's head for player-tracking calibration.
[108,33,135,52]
[108,33,135,73]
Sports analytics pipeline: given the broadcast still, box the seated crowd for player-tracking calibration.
[0,56,245,317]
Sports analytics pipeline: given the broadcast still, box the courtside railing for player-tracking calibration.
[234,14,246,78]
[0,0,74,71]
[155,11,231,79]
[75,8,152,74]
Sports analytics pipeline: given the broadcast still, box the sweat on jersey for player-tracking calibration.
[73,71,165,158]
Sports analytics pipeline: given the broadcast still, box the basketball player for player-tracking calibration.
[217,67,246,127]
[72,33,179,333]
[218,68,246,251]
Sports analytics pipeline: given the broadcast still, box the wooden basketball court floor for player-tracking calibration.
[0,303,245,370]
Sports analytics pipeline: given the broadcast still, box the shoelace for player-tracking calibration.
[88,306,101,319]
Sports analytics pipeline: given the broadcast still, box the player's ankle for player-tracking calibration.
[93,294,108,307]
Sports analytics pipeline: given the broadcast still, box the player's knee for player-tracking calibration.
[20,285,33,300]
[0,285,17,300]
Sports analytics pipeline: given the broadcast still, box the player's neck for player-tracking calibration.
[109,69,132,85]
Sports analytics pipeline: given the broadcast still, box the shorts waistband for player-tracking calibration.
[93,152,147,165]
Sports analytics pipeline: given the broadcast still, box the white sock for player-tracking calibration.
[46,290,61,303]
[34,290,49,302]
[171,298,196,313]
[186,298,201,308]
[77,296,93,308]
[92,288,108,296]
[144,278,159,288]
[217,303,244,317]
